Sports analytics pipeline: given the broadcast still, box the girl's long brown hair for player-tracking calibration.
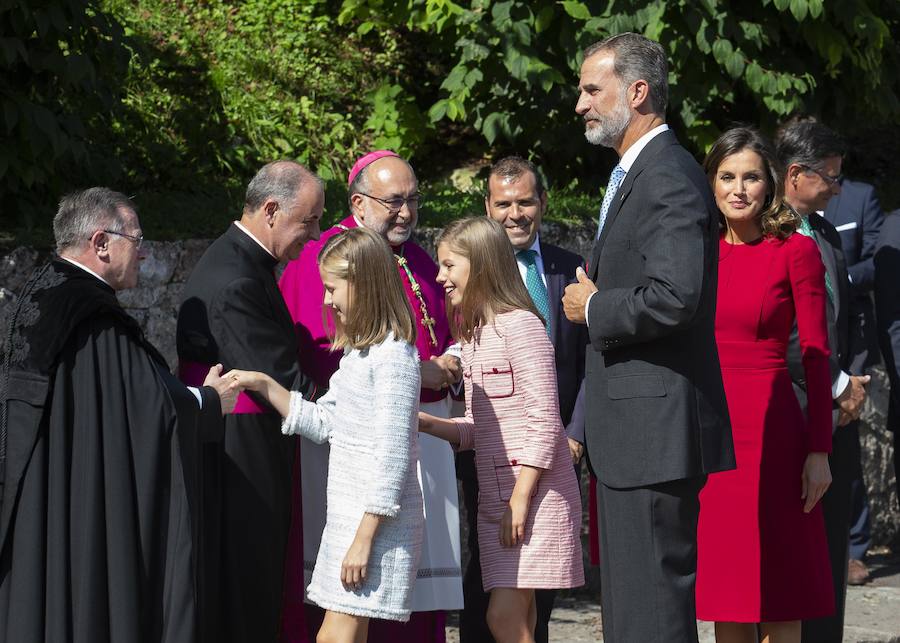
[437,216,543,342]
[318,226,416,350]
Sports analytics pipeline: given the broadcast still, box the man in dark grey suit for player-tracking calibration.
[875,210,900,508]
[824,178,885,585]
[562,33,734,643]
[457,155,587,643]
[776,121,870,643]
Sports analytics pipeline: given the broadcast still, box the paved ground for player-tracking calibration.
[445,549,900,642]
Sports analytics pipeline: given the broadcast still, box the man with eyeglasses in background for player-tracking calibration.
[279,151,464,643]
[777,120,869,643]
[0,187,237,642]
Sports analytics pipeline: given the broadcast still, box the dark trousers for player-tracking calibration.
[595,476,706,643]
[456,452,557,643]
[846,423,872,560]
[802,423,856,643]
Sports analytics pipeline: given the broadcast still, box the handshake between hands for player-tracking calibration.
[202,364,273,416]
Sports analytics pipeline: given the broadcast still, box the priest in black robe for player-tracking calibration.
[176,161,324,641]
[0,188,236,643]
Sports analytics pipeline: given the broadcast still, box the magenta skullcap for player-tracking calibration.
[347,150,400,186]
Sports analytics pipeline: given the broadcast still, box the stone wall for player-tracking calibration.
[2,222,898,546]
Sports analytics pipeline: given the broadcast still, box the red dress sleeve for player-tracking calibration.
[787,234,833,453]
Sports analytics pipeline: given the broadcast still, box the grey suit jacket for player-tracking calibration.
[583,130,734,488]
[786,212,851,431]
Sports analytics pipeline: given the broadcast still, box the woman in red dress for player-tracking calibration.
[696,127,835,643]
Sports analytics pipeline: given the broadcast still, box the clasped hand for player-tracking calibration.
[421,354,462,390]
[202,363,239,415]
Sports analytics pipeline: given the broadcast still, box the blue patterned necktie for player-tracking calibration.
[517,249,551,336]
[796,216,835,303]
[597,164,626,239]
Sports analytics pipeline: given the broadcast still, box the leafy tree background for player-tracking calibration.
[2,0,899,247]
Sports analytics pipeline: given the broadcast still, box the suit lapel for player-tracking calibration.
[809,213,842,325]
[540,242,563,341]
[588,130,677,281]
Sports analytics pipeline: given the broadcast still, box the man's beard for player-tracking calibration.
[366,215,413,246]
[584,92,631,148]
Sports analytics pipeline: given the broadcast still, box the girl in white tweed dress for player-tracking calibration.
[227,227,424,642]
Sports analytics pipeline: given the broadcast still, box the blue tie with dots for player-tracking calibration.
[517,249,551,336]
[597,164,626,239]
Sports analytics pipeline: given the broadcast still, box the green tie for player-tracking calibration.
[516,249,551,336]
[797,216,835,304]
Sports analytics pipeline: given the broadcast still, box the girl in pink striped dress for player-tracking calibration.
[419,217,583,642]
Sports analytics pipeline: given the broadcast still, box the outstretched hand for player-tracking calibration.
[222,369,268,393]
[203,363,238,415]
[562,267,597,325]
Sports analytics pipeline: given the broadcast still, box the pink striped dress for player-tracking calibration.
[454,309,584,591]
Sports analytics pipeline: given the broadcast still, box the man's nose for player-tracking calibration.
[310,219,321,241]
[575,93,589,115]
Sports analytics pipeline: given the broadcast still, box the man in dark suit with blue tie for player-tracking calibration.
[823,178,885,585]
[562,33,734,642]
[456,155,587,643]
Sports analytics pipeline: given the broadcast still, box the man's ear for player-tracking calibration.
[629,79,651,111]
[350,193,365,218]
[91,230,111,259]
[539,190,548,216]
[484,195,492,217]
[263,199,279,226]
[787,163,803,186]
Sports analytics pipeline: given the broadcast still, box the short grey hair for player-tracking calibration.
[53,187,135,254]
[584,33,668,116]
[347,157,416,209]
[244,160,321,213]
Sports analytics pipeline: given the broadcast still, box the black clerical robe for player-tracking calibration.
[0,259,221,643]
[176,223,315,642]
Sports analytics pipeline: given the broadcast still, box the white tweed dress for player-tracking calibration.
[282,333,424,621]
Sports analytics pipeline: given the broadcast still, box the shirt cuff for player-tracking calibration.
[584,291,596,327]
[443,343,462,359]
[188,386,203,408]
[832,371,851,400]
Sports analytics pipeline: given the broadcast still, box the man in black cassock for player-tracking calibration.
[0,188,236,642]
[177,161,324,641]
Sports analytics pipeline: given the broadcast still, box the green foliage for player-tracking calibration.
[3,0,900,247]
[0,0,127,234]
[339,0,900,177]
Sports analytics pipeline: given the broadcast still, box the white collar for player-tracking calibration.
[618,124,670,172]
[234,221,276,259]
[60,256,112,287]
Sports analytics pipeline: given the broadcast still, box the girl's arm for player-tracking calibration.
[502,465,543,547]
[418,412,462,446]
[224,370,290,415]
[341,513,383,590]
[226,369,334,443]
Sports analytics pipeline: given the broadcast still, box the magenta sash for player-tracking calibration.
[178,360,273,414]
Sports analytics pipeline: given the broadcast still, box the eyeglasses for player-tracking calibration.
[800,165,843,187]
[358,192,421,214]
[104,229,144,249]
